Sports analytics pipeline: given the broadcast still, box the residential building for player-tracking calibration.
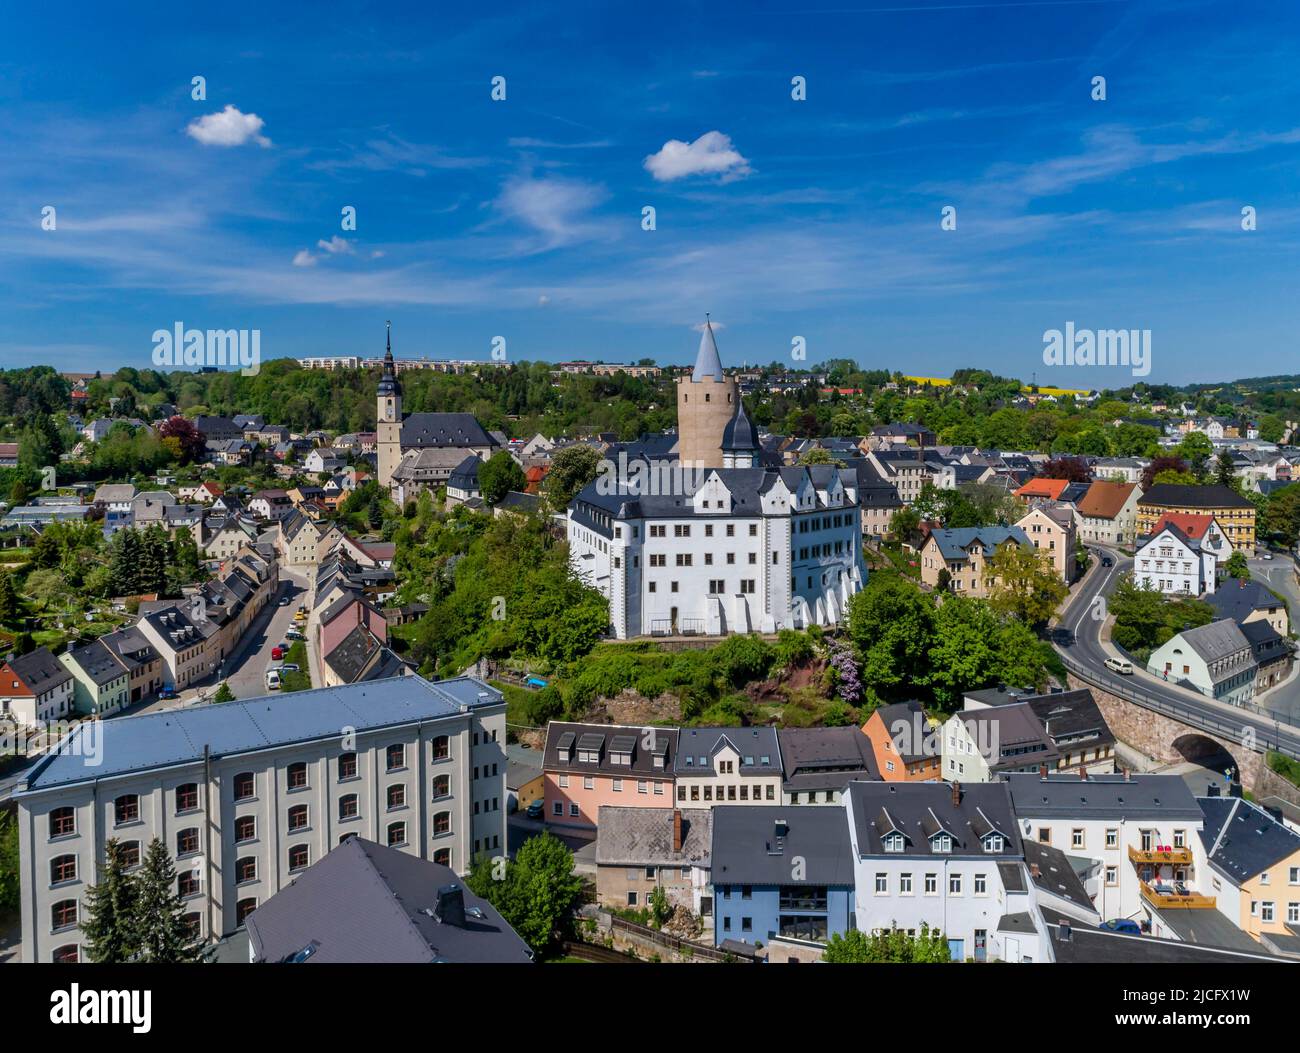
[1197,794,1300,944]
[595,806,713,923]
[861,700,942,782]
[711,806,854,951]
[1015,504,1078,583]
[542,721,679,829]
[1133,514,1231,596]
[446,455,483,506]
[845,781,1047,962]
[0,648,75,728]
[1205,577,1291,636]
[57,640,130,719]
[506,743,544,813]
[249,489,293,522]
[963,686,1116,775]
[1241,621,1293,692]
[941,704,1058,782]
[135,605,213,690]
[13,674,507,963]
[1007,772,1208,923]
[777,726,878,805]
[1075,480,1142,547]
[97,627,164,704]
[918,525,1031,598]
[1136,483,1256,552]
[674,727,783,807]
[1147,619,1258,706]
[1015,477,1071,505]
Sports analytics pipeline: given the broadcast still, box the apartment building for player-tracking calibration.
[0,648,75,728]
[594,806,713,922]
[542,721,679,829]
[1015,504,1078,583]
[861,700,943,782]
[1136,483,1256,552]
[918,525,1031,598]
[1134,514,1231,596]
[1197,794,1300,945]
[1007,772,1207,923]
[674,727,783,806]
[1075,480,1142,547]
[57,640,130,719]
[13,674,506,963]
[777,726,878,805]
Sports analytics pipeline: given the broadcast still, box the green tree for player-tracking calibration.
[0,571,21,624]
[543,444,603,510]
[985,542,1068,625]
[81,839,141,963]
[464,832,584,957]
[823,924,952,963]
[479,450,527,505]
[846,577,937,699]
[213,681,235,703]
[1224,550,1250,581]
[799,447,834,465]
[0,811,19,913]
[134,839,201,962]
[649,884,670,928]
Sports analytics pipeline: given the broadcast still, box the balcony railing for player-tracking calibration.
[1140,880,1215,910]
[1128,845,1193,866]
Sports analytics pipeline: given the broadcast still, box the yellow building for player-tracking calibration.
[1199,795,1300,945]
[1136,483,1256,552]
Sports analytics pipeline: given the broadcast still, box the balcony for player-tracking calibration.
[1140,880,1215,910]
[1128,845,1193,866]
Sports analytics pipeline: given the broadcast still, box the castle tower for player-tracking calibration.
[676,318,739,469]
[376,321,404,493]
[721,398,760,468]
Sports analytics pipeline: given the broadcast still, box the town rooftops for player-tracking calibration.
[595,806,712,867]
[1205,578,1286,623]
[1149,511,1220,542]
[1045,919,1281,964]
[711,805,854,886]
[1176,619,1254,672]
[955,704,1058,771]
[399,412,496,449]
[927,525,1030,563]
[16,675,503,793]
[1199,795,1300,884]
[675,726,782,776]
[543,720,678,776]
[2,646,73,693]
[776,726,878,791]
[61,639,127,687]
[868,699,934,763]
[1138,483,1254,509]
[245,836,532,964]
[1076,480,1138,519]
[847,781,1021,858]
[1022,839,1096,916]
[1015,477,1070,501]
[1007,772,1203,821]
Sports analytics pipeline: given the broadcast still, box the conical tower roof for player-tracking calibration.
[691,318,724,382]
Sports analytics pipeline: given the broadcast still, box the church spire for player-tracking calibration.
[691,315,724,382]
[377,320,400,398]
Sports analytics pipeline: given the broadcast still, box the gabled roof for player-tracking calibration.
[399,413,496,450]
[3,647,73,693]
[1007,772,1202,821]
[245,836,532,963]
[1138,483,1254,510]
[848,782,1022,857]
[1205,578,1286,623]
[1150,511,1220,541]
[596,806,712,867]
[1015,477,1070,500]
[1199,796,1300,884]
[61,639,127,687]
[926,525,1030,563]
[711,806,854,886]
[1175,618,1254,668]
[674,726,782,775]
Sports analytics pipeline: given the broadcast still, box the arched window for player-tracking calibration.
[286,762,308,790]
[50,854,77,885]
[431,735,449,760]
[387,784,405,810]
[287,804,308,832]
[338,794,358,821]
[176,782,199,812]
[433,848,451,866]
[433,811,451,836]
[236,898,258,925]
[52,944,79,963]
[233,772,255,801]
[234,815,256,843]
[176,827,199,856]
[119,841,141,869]
[432,774,450,799]
[386,744,405,772]
[51,900,78,932]
[288,844,310,872]
[337,752,358,780]
[235,856,257,884]
[49,807,75,839]
[114,794,139,825]
[386,821,406,847]
[182,913,201,940]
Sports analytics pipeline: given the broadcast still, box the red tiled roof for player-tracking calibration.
[1077,480,1137,519]
[1152,512,1218,540]
[1015,477,1070,500]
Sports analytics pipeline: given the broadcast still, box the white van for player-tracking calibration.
[1104,657,1133,675]
[265,668,281,690]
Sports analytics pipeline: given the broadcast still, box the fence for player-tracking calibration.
[609,915,756,962]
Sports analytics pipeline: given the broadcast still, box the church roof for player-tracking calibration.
[690,320,725,383]
[399,413,497,449]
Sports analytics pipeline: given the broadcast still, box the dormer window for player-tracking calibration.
[883,832,905,853]
[984,834,1004,853]
[931,833,952,853]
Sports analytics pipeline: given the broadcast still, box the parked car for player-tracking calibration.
[271,645,285,660]
[265,669,281,690]
[525,799,545,820]
[158,686,179,700]
[1100,919,1141,935]
[1104,657,1134,675]
[279,596,291,606]
[1101,556,1113,567]
[279,663,300,674]
[285,628,304,641]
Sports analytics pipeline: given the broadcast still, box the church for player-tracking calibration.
[566,321,867,638]
[375,323,500,502]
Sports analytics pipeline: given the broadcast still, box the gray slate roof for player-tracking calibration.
[399,412,496,449]
[777,725,878,791]
[710,805,854,886]
[847,781,1021,858]
[245,836,532,963]
[595,806,712,867]
[927,525,1030,562]
[1177,618,1254,669]
[1007,772,1203,821]
[675,726,782,776]
[1199,795,1300,883]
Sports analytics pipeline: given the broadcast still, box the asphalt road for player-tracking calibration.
[225,573,311,701]
[1054,546,1300,760]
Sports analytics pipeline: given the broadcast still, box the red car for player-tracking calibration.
[271,646,285,660]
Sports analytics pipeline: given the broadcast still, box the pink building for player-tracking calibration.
[543,722,679,830]
[318,594,389,658]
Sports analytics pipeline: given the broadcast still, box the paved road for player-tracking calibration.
[224,573,310,701]
[1054,545,1300,760]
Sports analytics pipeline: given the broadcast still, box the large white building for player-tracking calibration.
[566,323,867,638]
[1134,513,1232,596]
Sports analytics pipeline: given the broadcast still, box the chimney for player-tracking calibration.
[433,883,466,927]
[672,809,684,853]
[1059,919,1072,942]
[951,781,961,806]
[1039,763,1048,778]
[1079,767,1087,780]
[1207,782,1220,797]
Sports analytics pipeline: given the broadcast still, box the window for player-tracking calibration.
[114,794,139,826]
[178,872,200,898]
[53,944,79,963]
[50,854,77,885]
[432,774,450,799]
[387,822,407,847]
[287,762,308,790]
[182,913,201,941]
[974,873,987,895]
[433,848,451,867]
[387,784,406,810]
[339,794,358,820]
[949,874,962,895]
[177,827,199,856]
[49,807,75,839]
[1262,902,1275,923]
[1037,827,1051,844]
[234,815,256,843]
[900,873,913,894]
[287,804,308,832]
[1105,865,1118,886]
[1105,828,1118,849]
[433,811,451,835]
[288,844,309,872]
[1173,829,1186,849]
[925,874,937,894]
[386,744,406,772]
[234,772,255,801]
[176,783,199,812]
[236,898,257,925]
[51,900,78,932]
[120,841,141,869]
[874,873,887,894]
[1071,829,1084,849]
[431,736,450,761]
[338,752,358,780]
[236,856,257,884]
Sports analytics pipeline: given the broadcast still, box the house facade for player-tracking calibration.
[542,721,679,830]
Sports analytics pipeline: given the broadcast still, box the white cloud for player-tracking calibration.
[537,294,551,306]
[292,250,317,267]
[186,105,271,148]
[493,175,610,250]
[644,131,751,182]
[317,236,355,255]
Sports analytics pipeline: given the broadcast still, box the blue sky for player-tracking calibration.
[2,0,1298,384]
